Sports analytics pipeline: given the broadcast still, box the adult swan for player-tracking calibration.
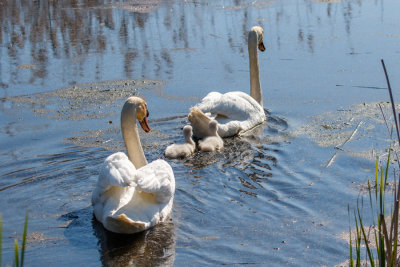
[92,96,175,234]
[188,26,266,138]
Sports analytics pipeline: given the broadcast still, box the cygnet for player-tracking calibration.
[165,125,196,158]
[198,120,224,152]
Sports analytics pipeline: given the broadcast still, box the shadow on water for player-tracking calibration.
[61,207,176,267]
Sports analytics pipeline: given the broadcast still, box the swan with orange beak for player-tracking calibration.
[92,96,175,234]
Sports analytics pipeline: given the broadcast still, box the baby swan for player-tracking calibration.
[165,125,196,158]
[198,120,224,152]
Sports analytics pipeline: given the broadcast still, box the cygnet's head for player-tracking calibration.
[183,125,193,139]
[208,120,219,136]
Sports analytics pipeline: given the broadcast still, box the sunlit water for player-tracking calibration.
[1,0,400,265]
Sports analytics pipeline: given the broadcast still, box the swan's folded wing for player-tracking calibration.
[135,159,175,203]
[92,152,136,208]
[197,91,262,120]
[98,152,137,189]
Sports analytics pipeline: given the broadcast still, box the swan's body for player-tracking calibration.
[188,26,266,138]
[198,120,224,152]
[92,97,175,234]
[164,125,195,159]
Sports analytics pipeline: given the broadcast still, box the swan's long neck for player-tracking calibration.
[121,101,148,169]
[248,30,263,108]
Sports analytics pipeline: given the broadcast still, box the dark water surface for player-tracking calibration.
[1,0,400,266]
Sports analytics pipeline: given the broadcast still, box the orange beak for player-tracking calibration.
[139,117,150,132]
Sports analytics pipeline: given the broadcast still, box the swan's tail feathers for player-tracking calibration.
[105,214,147,234]
[188,107,212,138]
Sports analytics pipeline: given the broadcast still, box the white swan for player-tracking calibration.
[92,96,175,234]
[198,120,224,152]
[164,125,196,159]
[188,26,266,138]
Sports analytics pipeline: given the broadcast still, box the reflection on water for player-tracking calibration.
[94,220,175,266]
[0,0,373,92]
[61,207,175,266]
[0,0,399,265]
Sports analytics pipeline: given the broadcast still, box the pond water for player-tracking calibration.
[1,0,400,265]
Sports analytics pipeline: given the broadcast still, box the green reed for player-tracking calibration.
[0,214,2,267]
[0,212,28,267]
[349,60,400,266]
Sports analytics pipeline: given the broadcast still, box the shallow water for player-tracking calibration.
[1,0,400,265]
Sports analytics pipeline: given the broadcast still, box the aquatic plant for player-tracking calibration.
[0,214,2,267]
[349,60,400,266]
[0,212,28,267]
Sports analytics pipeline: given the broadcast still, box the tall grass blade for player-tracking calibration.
[375,157,379,200]
[381,59,400,145]
[357,208,375,266]
[392,198,399,263]
[0,214,2,267]
[379,104,394,139]
[348,205,354,267]
[380,164,384,216]
[384,149,391,188]
[380,214,392,264]
[20,212,28,267]
[13,239,18,267]
[354,211,361,266]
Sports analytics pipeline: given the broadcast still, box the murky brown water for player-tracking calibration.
[1,0,400,265]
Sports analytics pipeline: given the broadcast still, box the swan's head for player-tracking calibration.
[208,120,219,135]
[124,96,150,132]
[136,99,150,133]
[250,26,265,52]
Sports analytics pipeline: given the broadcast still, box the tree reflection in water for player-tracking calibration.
[0,0,364,89]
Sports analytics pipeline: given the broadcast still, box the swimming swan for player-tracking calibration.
[198,120,224,152]
[164,125,196,158]
[188,26,266,138]
[92,96,175,234]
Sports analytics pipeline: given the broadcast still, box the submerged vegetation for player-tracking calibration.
[349,60,400,266]
[0,212,28,267]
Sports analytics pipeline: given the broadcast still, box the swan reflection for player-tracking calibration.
[61,207,176,266]
[92,217,176,267]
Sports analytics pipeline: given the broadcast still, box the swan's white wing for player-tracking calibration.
[92,152,136,207]
[92,152,136,228]
[191,91,266,137]
[97,152,136,189]
[134,159,175,203]
[198,91,263,119]
[225,92,266,132]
